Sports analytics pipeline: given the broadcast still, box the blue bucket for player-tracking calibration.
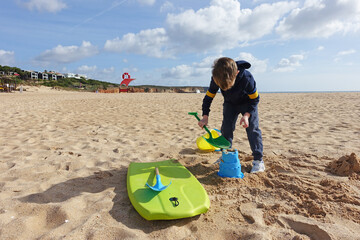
[217,149,244,179]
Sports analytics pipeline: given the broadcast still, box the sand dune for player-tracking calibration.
[0,87,359,239]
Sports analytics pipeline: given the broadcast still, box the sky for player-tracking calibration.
[1,0,360,91]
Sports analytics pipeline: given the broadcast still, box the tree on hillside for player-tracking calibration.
[0,65,27,79]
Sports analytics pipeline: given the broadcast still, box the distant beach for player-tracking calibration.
[0,87,359,239]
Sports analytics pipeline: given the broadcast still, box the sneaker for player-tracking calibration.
[251,160,265,173]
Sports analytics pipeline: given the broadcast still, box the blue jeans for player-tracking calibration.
[221,102,263,160]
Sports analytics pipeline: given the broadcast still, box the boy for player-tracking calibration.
[198,57,264,173]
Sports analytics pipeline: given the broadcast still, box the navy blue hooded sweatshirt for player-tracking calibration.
[202,60,259,116]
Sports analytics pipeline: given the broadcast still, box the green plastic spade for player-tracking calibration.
[188,112,231,149]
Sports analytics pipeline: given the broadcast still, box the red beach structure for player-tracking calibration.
[119,72,135,93]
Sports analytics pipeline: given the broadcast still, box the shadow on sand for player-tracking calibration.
[18,165,199,233]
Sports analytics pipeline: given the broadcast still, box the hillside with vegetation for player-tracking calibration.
[0,65,119,92]
[41,78,119,92]
[0,65,206,93]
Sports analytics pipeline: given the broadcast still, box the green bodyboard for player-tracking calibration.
[127,159,210,220]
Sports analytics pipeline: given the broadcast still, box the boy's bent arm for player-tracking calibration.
[202,78,219,116]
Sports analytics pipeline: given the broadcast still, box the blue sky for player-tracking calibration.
[1,0,360,91]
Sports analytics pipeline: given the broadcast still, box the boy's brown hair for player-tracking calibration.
[212,57,238,91]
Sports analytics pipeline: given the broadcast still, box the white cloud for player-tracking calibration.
[162,65,195,80]
[102,66,115,74]
[22,0,67,13]
[77,65,97,73]
[193,56,220,68]
[166,0,298,52]
[137,0,155,6]
[337,49,356,56]
[104,28,171,58]
[276,0,360,39]
[238,52,268,73]
[317,46,325,51]
[105,0,297,57]
[161,56,237,86]
[334,49,356,62]
[75,65,116,81]
[273,54,305,72]
[161,56,217,84]
[0,50,15,66]
[122,67,138,74]
[160,1,175,13]
[161,53,268,84]
[35,41,99,65]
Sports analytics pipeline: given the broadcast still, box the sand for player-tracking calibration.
[0,87,359,240]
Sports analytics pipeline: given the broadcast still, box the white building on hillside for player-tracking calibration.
[65,73,87,79]
[65,73,77,79]
[30,71,38,80]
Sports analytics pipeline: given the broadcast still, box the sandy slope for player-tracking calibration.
[0,88,359,239]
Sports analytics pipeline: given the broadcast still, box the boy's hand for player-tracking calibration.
[198,115,209,128]
[240,113,250,128]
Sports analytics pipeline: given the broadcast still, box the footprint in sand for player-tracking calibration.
[240,203,265,226]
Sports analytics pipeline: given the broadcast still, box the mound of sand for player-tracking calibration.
[328,153,360,176]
